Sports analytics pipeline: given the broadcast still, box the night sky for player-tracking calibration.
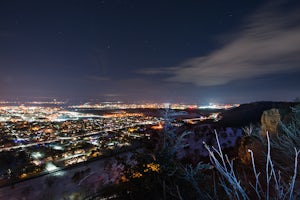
[1,0,300,104]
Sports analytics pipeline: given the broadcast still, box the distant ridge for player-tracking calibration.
[219,101,299,127]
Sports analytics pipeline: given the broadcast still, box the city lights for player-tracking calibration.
[0,101,228,187]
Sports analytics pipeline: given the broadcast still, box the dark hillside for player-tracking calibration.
[219,101,298,127]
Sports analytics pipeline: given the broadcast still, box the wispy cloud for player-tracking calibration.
[136,67,176,75]
[141,1,300,86]
[86,75,110,81]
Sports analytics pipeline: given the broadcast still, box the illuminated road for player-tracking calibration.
[0,139,60,152]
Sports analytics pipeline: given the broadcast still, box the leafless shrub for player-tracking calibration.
[271,106,300,159]
[242,123,255,136]
[204,131,300,200]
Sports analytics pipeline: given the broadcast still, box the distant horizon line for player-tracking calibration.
[1,95,298,105]
[0,99,298,106]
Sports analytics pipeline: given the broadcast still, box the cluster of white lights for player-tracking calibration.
[45,162,59,172]
[0,106,102,122]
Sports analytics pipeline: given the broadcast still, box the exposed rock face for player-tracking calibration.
[261,108,281,135]
[238,136,264,166]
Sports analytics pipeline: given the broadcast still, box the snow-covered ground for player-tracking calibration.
[176,124,242,159]
[0,152,132,200]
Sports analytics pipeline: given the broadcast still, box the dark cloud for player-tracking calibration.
[141,1,300,87]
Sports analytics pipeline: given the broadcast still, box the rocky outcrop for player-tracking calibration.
[261,108,281,136]
[238,136,264,166]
